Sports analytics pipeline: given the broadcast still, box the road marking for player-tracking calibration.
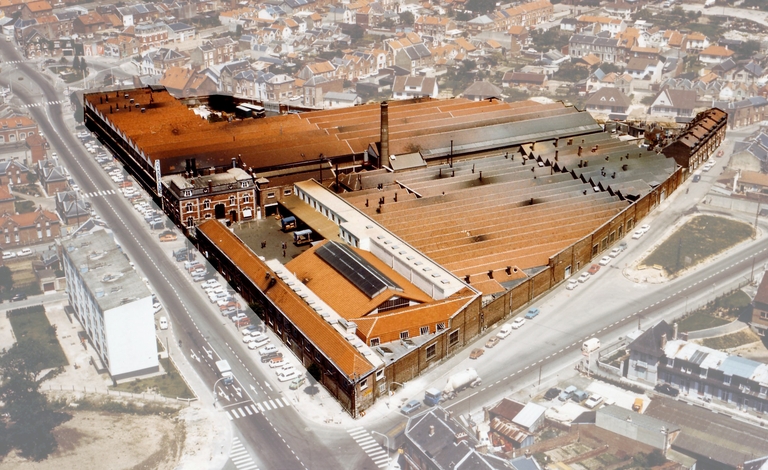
[346,428,390,468]
[229,437,260,470]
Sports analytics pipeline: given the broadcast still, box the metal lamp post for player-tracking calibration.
[370,430,390,464]
[212,377,227,407]
[388,381,404,408]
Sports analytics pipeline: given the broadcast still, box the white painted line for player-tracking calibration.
[256,403,265,412]
[268,399,277,408]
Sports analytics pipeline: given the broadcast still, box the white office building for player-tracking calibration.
[61,228,158,380]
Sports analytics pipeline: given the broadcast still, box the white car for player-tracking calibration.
[201,279,220,289]
[248,338,270,349]
[268,358,286,368]
[638,224,650,234]
[598,256,611,266]
[152,302,162,314]
[277,370,300,382]
[566,279,578,290]
[71,184,79,192]
[631,229,644,239]
[511,317,526,329]
[2,251,15,260]
[158,316,168,330]
[608,247,622,258]
[275,365,296,377]
[497,323,513,339]
[577,272,590,283]
[259,344,278,356]
[584,394,604,409]
[16,248,32,257]
[243,332,266,343]
[702,163,714,172]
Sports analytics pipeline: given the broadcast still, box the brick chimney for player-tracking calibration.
[380,101,389,168]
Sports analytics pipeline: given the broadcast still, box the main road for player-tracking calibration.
[0,43,356,470]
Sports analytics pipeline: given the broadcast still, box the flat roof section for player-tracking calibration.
[278,195,343,243]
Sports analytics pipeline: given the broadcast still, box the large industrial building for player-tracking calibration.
[61,227,159,380]
[83,86,727,415]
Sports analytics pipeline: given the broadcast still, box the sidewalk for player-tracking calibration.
[686,319,747,340]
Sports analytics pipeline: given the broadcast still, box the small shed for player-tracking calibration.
[281,216,297,231]
[512,402,546,433]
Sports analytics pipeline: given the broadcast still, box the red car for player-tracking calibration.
[716,150,724,157]
[588,264,600,275]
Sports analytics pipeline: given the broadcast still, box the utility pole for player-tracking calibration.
[754,200,761,240]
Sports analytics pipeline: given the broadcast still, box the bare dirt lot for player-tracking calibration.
[2,410,183,470]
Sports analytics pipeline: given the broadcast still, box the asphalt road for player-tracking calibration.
[0,43,350,470]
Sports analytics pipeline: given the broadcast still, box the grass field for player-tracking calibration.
[642,215,753,276]
[8,305,68,368]
[111,357,195,399]
[679,313,729,332]
[700,329,760,350]
[679,290,751,332]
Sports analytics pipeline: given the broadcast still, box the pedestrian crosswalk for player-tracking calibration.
[347,427,391,468]
[4,60,22,64]
[224,398,290,420]
[80,189,116,199]
[20,100,64,108]
[230,437,259,470]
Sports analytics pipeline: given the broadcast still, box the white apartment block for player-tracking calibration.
[62,228,158,381]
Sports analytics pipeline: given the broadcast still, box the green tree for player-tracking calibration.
[554,62,589,82]
[0,265,12,296]
[530,29,568,53]
[399,11,414,26]
[732,40,761,61]
[0,340,72,461]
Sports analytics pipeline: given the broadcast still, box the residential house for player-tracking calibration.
[391,75,437,100]
[233,69,273,101]
[55,190,90,225]
[626,320,673,384]
[265,74,296,101]
[0,160,33,186]
[73,12,106,37]
[132,22,169,52]
[663,108,728,171]
[685,32,709,52]
[508,25,529,55]
[140,48,187,76]
[166,23,196,43]
[752,261,768,337]
[159,66,195,97]
[568,33,621,63]
[502,72,547,89]
[596,405,679,453]
[190,37,236,69]
[37,159,68,196]
[714,97,768,129]
[603,1,637,19]
[699,45,735,65]
[20,0,51,20]
[625,57,663,82]
[0,116,38,146]
[462,80,502,101]
[403,406,540,470]
[649,88,698,119]
[354,3,385,29]
[25,134,46,164]
[303,75,343,108]
[576,15,626,35]
[466,0,552,34]
[218,60,251,93]
[297,60,337,81]
[585,87,632,116]
[0,208,60,249]
[414,16,454,42]
[628,46,660,61]
[322,91,360,109]
[389,37,432,72]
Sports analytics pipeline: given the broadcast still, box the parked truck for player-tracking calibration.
[440,368,481,401]
[215,360,234,385]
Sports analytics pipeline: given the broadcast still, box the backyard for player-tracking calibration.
[5,257,41,296]
[641,215,753,276]
[699,329,761,351]
[7,305,68,369]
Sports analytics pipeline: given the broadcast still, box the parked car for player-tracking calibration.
[632,229,645,239]
[577,272,590,283]
[277,370,300,382]
[159,232,177,242]
[558,385,577,401]
[159,316,168,330]
[221,306,237,316]
[525,307,540,319]
[497,323,513,339]
[400,399,422,415]
[692,174,701,182]
[268,357,286,368]
[9,292,27,302]
[609,247,622,258]
[716,149,724,157]
[654,383,680,397]
[702,162,714,172]
[260,352,282,363]
[485,336,500,348]
[248,337,270,349]
[469,348,484,359]
[201,279,220,289]
[16,248,32,257]
[275,365,296,377]
[598,256,611,266]
[584,394,603,409]
[289,376,306,390]
[566,279,578,290]
[511,317,526,329]
[588,264,600,274]
[231,313,247,323]
[241,325,259,335]
[152,302,162,314]
[544,388,560,400]
[259,344,278,356]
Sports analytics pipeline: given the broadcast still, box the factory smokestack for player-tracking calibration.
[380,101,389,168]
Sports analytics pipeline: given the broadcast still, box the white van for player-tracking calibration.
[582,338,601,355]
